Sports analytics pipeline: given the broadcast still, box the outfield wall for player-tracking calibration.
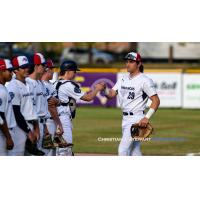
[52,68,200,109]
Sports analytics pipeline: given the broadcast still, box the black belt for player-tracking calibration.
[39,118,47,123]
[123,112,134,116]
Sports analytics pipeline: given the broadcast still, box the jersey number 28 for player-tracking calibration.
[127,92,135,100]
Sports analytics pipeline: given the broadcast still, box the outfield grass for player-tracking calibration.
[73,107,200,155]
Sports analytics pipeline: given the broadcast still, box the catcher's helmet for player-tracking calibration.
[60,60,80,71]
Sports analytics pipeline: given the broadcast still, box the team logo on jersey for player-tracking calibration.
[121,86,135,90]
[46,88,50,96]
[0,98,2,106]
[9,92,15,100]
[74,87,81,93]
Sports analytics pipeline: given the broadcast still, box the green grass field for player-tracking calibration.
[73,107,200,155]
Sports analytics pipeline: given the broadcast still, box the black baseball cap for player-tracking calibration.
[60,60,80,72]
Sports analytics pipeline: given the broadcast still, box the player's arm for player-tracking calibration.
[32,120,40,141]
[12,105,36,143]
[48,97,64,134]
[0,112,14,150]
[138,79,160,128]
[104,79,120,99]
[148,94,160,112]
[81,82,105,102]
[12,105,31,134]
[104,88,118,99]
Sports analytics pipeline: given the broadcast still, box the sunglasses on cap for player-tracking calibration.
[124,54,136,61]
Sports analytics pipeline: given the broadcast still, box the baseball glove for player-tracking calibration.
[42,134,55,149]
[130,123,154,139]
[25,139,45,156]
[53,134,73,148]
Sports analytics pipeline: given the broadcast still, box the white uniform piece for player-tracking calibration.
[43,80,57,156]
[54,80,85,156]
[0,84,17,156]
[0,116,3,125]
[26,77,49,155]
[113,73,157,156]
[6,79,38,156]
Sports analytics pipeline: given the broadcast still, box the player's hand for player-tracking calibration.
[6,136,14,150]
[138,117,149,128]
[56,124,64,135]
[95,82,106,91]
[27,131,36,143]
[33,129,40,141]
[48,97,59,106]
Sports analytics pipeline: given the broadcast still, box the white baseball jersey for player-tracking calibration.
[54,80,85,115]
[26,77,49,118]
[0,84,17,129]
[6,79,38,121]
[113,73,157,113]
[43,80,57,99]
[43,80,57,118]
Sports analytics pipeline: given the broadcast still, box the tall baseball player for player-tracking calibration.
[0,59,16,155]
[26,53,51,155]
[54,60,105,156]
[41,58,65,156]
[104,52,160,156]
[6,55,40,156]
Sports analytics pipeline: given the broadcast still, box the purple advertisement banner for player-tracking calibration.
[75,73,117,107]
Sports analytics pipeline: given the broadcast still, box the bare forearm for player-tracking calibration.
[32,120,39,132]
[149,96,160,111]
[48,105,62,125]
[0,122,12,139]
[81,89,99,102]
[144,95,160,120]
[105,89,117,99]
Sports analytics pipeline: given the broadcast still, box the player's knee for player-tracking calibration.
[118,146,129,156]
[131,142,142,156]
[131,149,142,156]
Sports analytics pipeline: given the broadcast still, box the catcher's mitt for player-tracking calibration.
[42,134,55,149]
[130,123,154,139]
[53,134,73,148]
[25,139,45,156]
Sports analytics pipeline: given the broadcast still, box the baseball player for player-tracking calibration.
[54,60,105,156]
[6,55,40,156]
[41,58,65,156]
[104,52,160,156]
[26,53,51,155]
[0,59,16,155]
